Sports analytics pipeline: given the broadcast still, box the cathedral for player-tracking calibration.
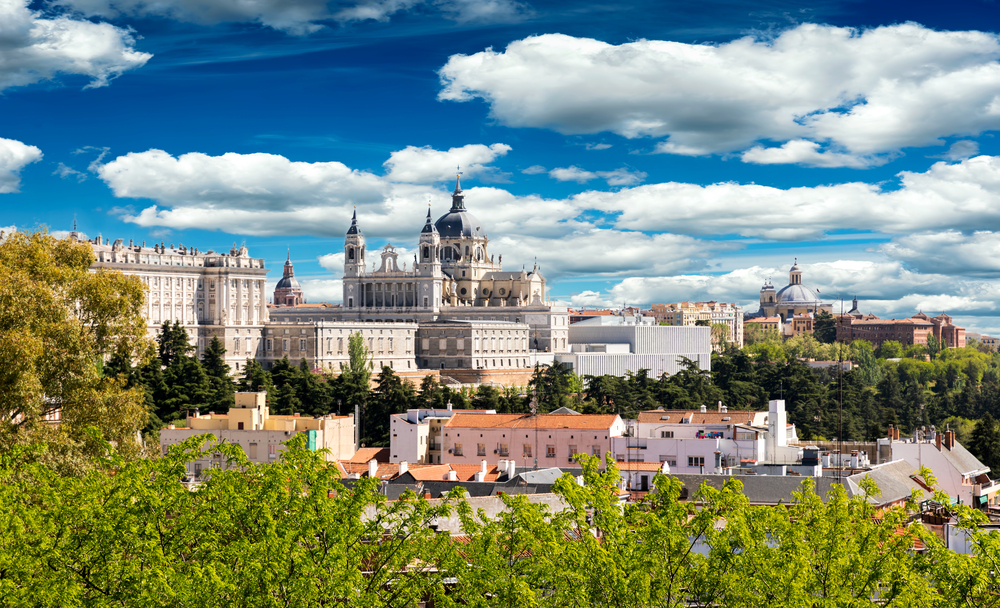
[756,260,833,321]
[341,175,547,313]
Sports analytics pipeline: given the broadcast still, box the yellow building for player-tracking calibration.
[160,392,355,479]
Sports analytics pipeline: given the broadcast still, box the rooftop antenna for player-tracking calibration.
[72,215,77,231]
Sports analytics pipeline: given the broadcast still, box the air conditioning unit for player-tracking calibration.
[493,449,499,454]
[447,449,453,454]
[568,457,576,463]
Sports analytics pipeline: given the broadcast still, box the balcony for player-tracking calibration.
[428,442,442,452]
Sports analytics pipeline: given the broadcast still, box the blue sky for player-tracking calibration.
[5,0,1000,334]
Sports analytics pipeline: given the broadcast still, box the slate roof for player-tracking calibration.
[942,441,990,477]
[845,460,935,506]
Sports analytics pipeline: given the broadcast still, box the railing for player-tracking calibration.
[429,443,442,451]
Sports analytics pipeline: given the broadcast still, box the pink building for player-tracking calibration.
[441,412,625,469]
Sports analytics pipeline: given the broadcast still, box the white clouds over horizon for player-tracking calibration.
[383,143,511,183]
[0,138,42,193]
[0,0,150,92]
[439,24,1000,166]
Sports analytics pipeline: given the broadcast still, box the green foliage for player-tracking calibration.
[970,412,1000,474]
[0,229,152,470]
[201,336,235,414]
[813,309,837,343]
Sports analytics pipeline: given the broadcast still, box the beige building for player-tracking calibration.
[160,392,355,478]
[84,231,270,372]
[651,301,744,348]
[260,320,419,373]
[416,319,532,370]
[755,260,833,322]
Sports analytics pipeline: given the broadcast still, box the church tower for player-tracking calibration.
[273,251,304,306]
[344,210,366,279]
[418,207,441,276]
[789,259,802,286]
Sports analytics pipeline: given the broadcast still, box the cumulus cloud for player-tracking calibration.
[740,140,886,168]
[549,166,646,186]
[940,140,979,161]
[521,165,546,174]
[383,143,511,183]
[0,138,42,193]
[439,24,1000,162]
[0,0,150,91]
[880,231,1000,277]
[297,279,344,303]
[317,252,345,272]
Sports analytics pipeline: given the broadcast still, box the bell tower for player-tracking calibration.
[344,209,366,279]
[418,207,441,277]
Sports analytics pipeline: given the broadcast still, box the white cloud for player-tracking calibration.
[0,225,16,242]
[383,143,511,183]
[569,290,614,308]
[740,140,885,168]
[521,164,546,174]
[317,252,345,271]
[585,143,612,151]
[57,0,528,34]
[549,165,646,186]
[880,231,1000,277]
[549,166,597,183]
[438,24,1000,162]
[940,140,979,161]
[53,162,87,182]
[0,138,42,193]
[0,0,150,92]
[298,279,343,303]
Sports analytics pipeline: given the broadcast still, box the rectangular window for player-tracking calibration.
[477,443,486,456]
[269,444,277,459]
[238,422,244,430]
[568,445,578,462]
[591,445,600,456]
[299,339,306,351]
[249,443,258,459]
[523,444,532,458]
[688,456,705,467]
[498,443,509,457]
[454,443,463,457]
[546,445,556,458]
[661,431,674,438]
[282,339,288,351]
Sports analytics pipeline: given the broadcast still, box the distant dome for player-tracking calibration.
[775,283,821,304]
[276,275,300,290]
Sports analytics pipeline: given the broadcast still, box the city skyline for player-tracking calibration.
[4,0,1000,334]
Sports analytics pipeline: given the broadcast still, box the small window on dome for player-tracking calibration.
[460,288,467,295]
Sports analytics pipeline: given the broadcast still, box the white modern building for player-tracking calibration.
[613,400,805,486]
[558,323,712,379]
[389,406,497,465]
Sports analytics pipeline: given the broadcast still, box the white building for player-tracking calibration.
[558,324,712,379]
[85,233,269,371]
[876,428,996,507]
[651,301,745,348]
[613,400,804,486]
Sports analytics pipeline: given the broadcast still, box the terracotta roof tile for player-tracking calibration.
[636,409,760,425]
[446,412,620,430]
[346,447,389,463]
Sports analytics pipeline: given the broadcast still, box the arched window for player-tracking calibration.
[423,246,429,259]
[348,247,354,260]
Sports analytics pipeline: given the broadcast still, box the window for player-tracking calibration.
[546,445,556,458]
[477,443,486,456]
[498,443,509,457]
[688,456,705,467]
[591,445,600,456]
[454,443,463,456]
[568,445,578,462]
[238,422,244,430]
[249,443,258,459]
[660,431,674,438]
[523,444,532,458]
[282,339,288,351]
[299,339,306,351]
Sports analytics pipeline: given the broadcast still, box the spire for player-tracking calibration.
[421,205,438,234]
[346,208,362,235]
[450,169,465,211]
[283,252,294,278]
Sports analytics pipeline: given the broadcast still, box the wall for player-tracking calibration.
[441,420,625,469]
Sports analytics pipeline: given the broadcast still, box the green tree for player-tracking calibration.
[157,320,192,367]
[237,358,273,399]
[0,229,151,469]
[201,336,235,414]
[877,339,905,359]
[813,310,837,343]
[970,412,1000,474]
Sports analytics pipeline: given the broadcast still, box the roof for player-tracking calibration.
[747,316,781,323]
[636,409,759,425]
[941,441,990,477]
[435,180,486,239]
[345,447,389,463]
[275,275,300,289]
[446,412,620,430]
[845,460,934,506]
[516,467,566,484]
[398,463,502,483]
[849,318,933,326]
[775,283,822,304]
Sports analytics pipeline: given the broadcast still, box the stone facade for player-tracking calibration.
[651,301,744,347]
[86,233,269,371]
[260,320,418,374]
[756,260,833,321]
[415,320,531,370]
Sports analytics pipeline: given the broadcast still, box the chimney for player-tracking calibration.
[447,470,458,481]
[936,432,942,451]
[944,431,955,450]
[399,460,409,476]
[507,459,517,480]
[481,459,488,475]
[367,459,378,478]
[700,404,707,413]
[717,401,723,412]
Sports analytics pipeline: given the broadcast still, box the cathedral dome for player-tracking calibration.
[435,174,487,240]
[275,274,301,290]
[775,283,821,304]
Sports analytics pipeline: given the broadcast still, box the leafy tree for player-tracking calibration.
[813,310,837,343]
[237,358,273,399]
[877,339,905,359]
[364,366,417,446]
[157,320,192,367]
[0,229,151,469]
[927,334,943,359]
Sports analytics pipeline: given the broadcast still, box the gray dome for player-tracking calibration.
[276,275,300,290]
[775,283,821,304]
[435,210,486,239]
